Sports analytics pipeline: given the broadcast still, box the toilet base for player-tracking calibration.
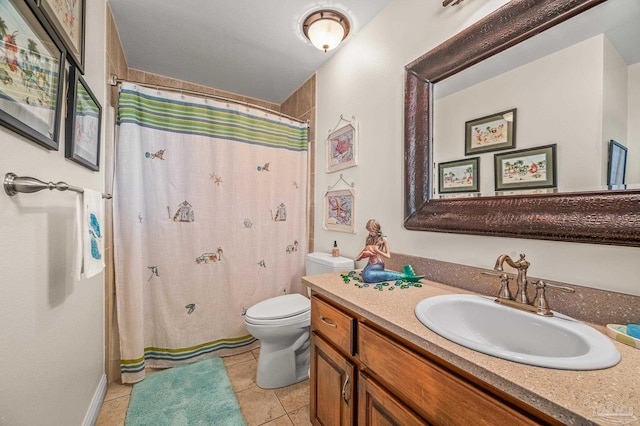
[255,331,310,389]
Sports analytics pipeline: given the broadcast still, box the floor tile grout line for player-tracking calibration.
[104,389,133,402]
[104,393,131,404]
[235,384,260,396]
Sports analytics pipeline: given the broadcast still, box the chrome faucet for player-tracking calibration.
[494,253,530,304]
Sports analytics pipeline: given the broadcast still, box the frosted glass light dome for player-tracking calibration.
[302,10,351,52]
[307,19,345,52]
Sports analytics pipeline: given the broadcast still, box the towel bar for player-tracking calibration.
[3,172,112,199]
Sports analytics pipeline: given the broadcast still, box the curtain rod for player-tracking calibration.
[109,76,309,126]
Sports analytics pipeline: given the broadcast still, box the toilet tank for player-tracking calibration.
[305,252,354,275]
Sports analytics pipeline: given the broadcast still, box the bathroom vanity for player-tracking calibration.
[305,273,640,425]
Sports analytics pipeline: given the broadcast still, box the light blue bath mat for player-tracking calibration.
[125,358,246,426]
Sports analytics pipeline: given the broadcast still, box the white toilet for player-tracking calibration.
[245,252,354,389]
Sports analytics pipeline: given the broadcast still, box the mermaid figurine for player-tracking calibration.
[355,219,424,283]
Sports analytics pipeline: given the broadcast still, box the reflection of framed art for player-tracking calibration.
[324,189,355,233]
[438,157,480,194]
[65,67,102,171]
[0,0,66,150]
[327,123,357,172]
[607,140,627,190]
[494,144,556,191]
[465,108,516,155]
[38,0,85,73]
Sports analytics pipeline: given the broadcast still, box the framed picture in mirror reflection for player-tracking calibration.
[438,157,480,194]
[494,144,556,191]
[465,108,516,155]
[607,140,627,190]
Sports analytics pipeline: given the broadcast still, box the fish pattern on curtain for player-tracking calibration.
[114,82,308,383]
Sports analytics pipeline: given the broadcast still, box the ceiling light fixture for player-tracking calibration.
[302,10,351,52]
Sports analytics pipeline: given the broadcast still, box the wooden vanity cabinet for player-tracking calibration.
[310,296,357,425]
[311,293,561,426]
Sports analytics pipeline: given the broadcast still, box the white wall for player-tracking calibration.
[602,35,629,186]
[436,35,606,194]
[315,0,640,296]
[0,0,107,424]
[628,63,640,184]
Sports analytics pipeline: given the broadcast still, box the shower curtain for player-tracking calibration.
[114,82,308,383]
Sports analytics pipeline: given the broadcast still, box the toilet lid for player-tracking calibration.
[245,293,310,321]
[245,309,310,326]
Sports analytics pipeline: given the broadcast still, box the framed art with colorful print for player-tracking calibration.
[438,157,480,194]
[465,108,516,155]
[327,123,357,172]
[65,66,102,170]
[324,189,355,233]
[494,144,556,192]
[38,0,85,72]
[0,0,66,150]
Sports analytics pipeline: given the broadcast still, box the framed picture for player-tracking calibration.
[0,0,66,150]
[494,144,556,191]
[65,66,102,171]
[465,108,516,155]
[327,123,357,172]
[438,157,480,194]
[324,189,355,233]
[37,0,85,73]
[607,140,627,190]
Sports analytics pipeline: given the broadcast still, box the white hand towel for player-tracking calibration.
[74,193,83,280]
[75,189,105,279]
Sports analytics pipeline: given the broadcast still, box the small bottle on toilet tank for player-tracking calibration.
[332,241,339,257]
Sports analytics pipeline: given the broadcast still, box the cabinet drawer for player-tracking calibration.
[311,295,356,356]
[359,323,542,425]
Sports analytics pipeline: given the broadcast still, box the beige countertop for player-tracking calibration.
[303,272,640,425]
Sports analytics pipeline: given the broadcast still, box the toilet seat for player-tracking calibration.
[245,293,310,326]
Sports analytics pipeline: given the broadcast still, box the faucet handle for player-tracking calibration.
[482,271,513,300]
[534,280,575,293]
[532,280,575,316]
[517,253,530,268]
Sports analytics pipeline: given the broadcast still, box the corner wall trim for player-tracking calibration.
[83,374,107,426]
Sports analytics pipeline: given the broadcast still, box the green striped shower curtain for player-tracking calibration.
[114,83,308,383]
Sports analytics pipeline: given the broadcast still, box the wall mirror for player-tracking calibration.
[404,0,640,246]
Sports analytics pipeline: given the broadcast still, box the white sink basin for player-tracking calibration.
[415,294,620,370]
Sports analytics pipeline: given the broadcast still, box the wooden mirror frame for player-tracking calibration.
[404,0,640,247]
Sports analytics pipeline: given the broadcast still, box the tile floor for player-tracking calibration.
[96,348,311,425]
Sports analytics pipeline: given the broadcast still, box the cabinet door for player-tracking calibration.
[359,373,428,426]
[311,332,356,426]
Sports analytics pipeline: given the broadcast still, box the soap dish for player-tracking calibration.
[606,324,640,349]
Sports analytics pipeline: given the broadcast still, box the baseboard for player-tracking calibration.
[83,374,107,426]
